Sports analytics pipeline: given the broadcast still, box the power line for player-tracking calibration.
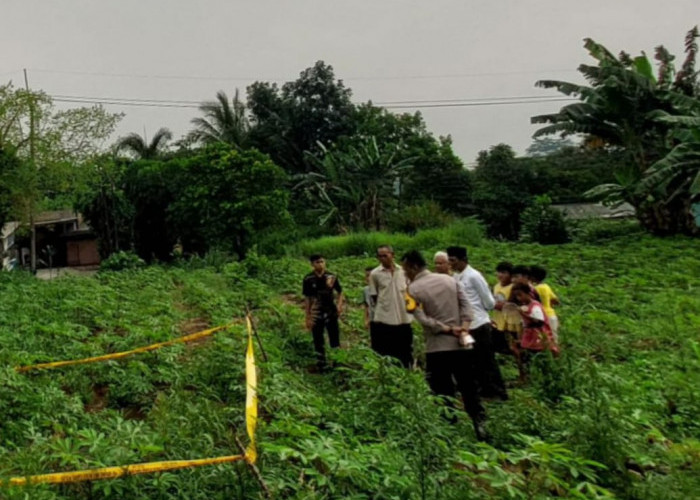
[375,95,571,105]
[50,92,574,110]
[52,97,198,109]
[383,98,574,109]
[30,66,577,83]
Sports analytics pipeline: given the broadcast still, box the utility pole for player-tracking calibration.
[23,68,37,274]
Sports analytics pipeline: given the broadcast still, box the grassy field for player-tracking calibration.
[0,225,698,499]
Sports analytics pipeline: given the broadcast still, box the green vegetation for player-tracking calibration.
[0,225,698,499]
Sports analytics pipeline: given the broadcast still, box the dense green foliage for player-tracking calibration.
[79,146,291,261]
[520,195,570,244]
[0,225,698,499]
[533,27,700,235]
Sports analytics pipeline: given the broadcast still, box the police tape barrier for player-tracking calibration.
[16,323,236,373]
[1,315,258,487]
[245,315,258,464]
[4,455,246,486]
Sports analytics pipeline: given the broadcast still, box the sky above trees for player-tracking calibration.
[1,0,697,163]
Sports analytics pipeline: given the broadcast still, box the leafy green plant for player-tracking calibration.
[520,194,570,244]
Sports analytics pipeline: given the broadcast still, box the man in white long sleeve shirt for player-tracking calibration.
[447,246,508,400]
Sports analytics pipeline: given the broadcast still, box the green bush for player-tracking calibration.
[296,218,483,259]
[99,251,146,271]
[571,218,643,243]
[520,195,570,244]
[387,201,454,234]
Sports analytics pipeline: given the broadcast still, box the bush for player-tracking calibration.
[295,218,483,259]
[99,251,146,271]
[520,195,570,244]
[387,201,454,234]
[571,218,643,243]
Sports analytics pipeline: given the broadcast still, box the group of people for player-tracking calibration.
[301,245,560,440]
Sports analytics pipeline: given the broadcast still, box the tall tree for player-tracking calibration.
[189,89,249,149]
[531,28,699,234]
[472,144,535,240]
[296,137,412,231]
[116,127,172,159]
[247,61,354,174]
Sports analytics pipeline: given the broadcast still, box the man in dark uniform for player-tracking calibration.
[303,254,344,370]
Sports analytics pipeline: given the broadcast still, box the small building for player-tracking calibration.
[552,202,635,220]
[1,211,100,271]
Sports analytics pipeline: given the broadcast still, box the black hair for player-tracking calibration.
[400,250,427,269]
[446,246,468,261]
[364,266,375,272]
[529,265,547,282]
[496,261,513,273]
[511,265,530,277]
[309,254,324,263]
[511,282,531,294]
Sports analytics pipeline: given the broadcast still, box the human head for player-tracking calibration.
[529,265,547,284]
[496,261,513,286]
[376,245,395,269]
[433,251,450,275]
[309,254,326,274]
[511,282,532,304]
[511,265,530,285]
[446,246,468,273]
[364,266,374,284]
[400,250,427,281]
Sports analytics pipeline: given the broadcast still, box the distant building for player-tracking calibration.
[1,211,100,271]
[552,202,635,220]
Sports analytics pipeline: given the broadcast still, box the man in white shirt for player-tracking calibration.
[447,246,508,400]
[369,245,413,368]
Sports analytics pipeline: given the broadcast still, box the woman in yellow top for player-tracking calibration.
[530,266,560,341]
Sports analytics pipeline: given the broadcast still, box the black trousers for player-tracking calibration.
[369,322,413,368]
[311,313,340,366]
[470,323,508,399]
[425,350,485,423]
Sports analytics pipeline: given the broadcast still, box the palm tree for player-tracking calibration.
[116,127,172,160]
[296,137,413,231]
[189,89,249,149]
[531,28,700,234]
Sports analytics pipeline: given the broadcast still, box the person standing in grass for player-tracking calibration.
[362,266,375,330]
[511,282,559,370]
[491,261,516,354]
[303,254,344,371]
[529,265,561,342]
[369,245,414,368]
[447,246,508,400]
[400,250,488,441]
[434,251,451,275]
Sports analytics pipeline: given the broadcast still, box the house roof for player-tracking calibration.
[33,210,79,225]
[552,202,635,220]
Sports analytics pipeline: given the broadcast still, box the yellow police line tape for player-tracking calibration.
[16,323,236,373]
[2,316,258,487]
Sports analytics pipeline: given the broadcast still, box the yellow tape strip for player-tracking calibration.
[245,315,258,464]
[3,455,245,486]
[16,323,235,373]
[2,315,259,486]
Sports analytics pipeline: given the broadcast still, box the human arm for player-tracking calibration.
[336,292,345,315]
[412,307,453,334]
[304,298,313,330]
[519,303,546,326]
[457,282,474,332]
[551,288,561,306]
[472,273,496,311]
[333,277,344,315]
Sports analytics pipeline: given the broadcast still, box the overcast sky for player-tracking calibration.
[1,1,698,163]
